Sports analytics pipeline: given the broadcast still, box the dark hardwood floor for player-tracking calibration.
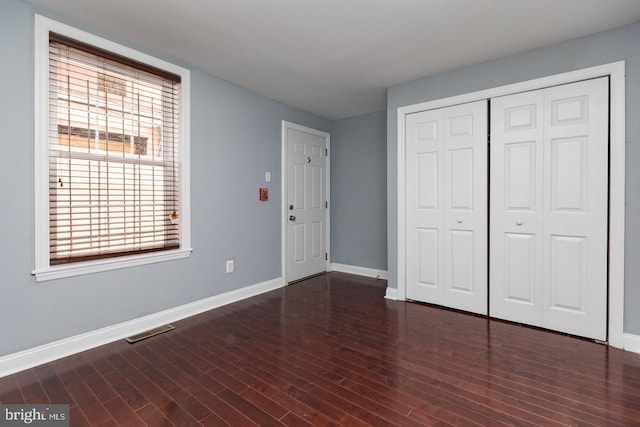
[2,272,640,426]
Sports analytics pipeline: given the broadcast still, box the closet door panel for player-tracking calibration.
[406,109,444,304]
[407,101,488,314]
[490,90,544,326]
[542,78,608,340]
[442,101,488,314]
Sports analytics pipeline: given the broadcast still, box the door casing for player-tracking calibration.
[396,61,626,348]
[281,121,331,283]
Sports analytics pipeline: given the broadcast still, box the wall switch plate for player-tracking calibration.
[225,259,234,273]
[265,171,271,182]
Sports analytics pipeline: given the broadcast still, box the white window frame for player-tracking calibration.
[33,15,192,282]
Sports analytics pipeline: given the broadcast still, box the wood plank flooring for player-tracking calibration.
[2,272,640,426]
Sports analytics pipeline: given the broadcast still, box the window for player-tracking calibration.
[34,16,191,281]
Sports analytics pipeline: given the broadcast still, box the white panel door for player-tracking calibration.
[490,77,608,340]
[285,125,327,282]
[543,78,608,339]
[406,108,443,305]
[490,90,544,325]
[406,100,488,314]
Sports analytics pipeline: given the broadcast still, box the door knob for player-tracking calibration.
[516,220,523,226]
[289,215,296,221]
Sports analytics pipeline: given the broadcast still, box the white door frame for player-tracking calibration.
[396,61,626,348]
[281,120,331,283]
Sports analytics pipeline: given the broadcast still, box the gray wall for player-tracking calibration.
[387,22,640,334]
[0,0,331,357]
[331,111,387,270]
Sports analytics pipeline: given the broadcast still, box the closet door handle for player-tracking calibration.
[457,218,463,223]
[516,220,523,226]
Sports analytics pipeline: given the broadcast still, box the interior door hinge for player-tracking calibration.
[325,253,328,261]
[325,148,328,156]
[325,200,328,208]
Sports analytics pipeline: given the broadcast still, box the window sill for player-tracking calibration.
[32,248,193,282]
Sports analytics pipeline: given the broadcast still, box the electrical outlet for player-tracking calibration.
[225,259,234,273]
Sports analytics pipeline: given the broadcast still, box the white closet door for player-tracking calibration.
[542,78,609,339]
[406,100,488,314]
[490,78,608,340]
[489,90,544,326]
[406,108,443,305]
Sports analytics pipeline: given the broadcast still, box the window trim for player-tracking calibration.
[34,14,192,282]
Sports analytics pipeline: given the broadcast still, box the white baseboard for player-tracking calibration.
[623,333,640,354]
[0,277,285,379]
[385,287,398,300]
[330,263,388,280]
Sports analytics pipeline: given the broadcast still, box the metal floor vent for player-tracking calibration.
[125,324,175,344]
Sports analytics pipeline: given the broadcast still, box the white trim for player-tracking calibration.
[33,15,192,282]
[623,333,640,354]
[330,263,388,280]
[397,61,625,348]
[385,287,398,300]
[281,121,287,283]
[0,277,284,378]
[326,130,331,276]
[607,63,626,349]
[33,249,193,282]
[281,121,331,282]
[397,106,407,301]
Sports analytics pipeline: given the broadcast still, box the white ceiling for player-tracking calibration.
[24,0,640,120]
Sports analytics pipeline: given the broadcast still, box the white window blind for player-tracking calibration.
[48,32,182,265]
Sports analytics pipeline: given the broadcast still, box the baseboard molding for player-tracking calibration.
[330,263,388,280]
[385,287,398,300]
[328,263,399,301]
[0,277,285,379]
[623,333,640,354]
